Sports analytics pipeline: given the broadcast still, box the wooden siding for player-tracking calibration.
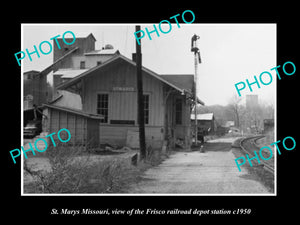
[82,59,164,126]
[70,57,193,149]
[47,107,100,146]
[100,125,164,148]
[164,92,192,148]
[49,109,85,144]
[87,118,100,146]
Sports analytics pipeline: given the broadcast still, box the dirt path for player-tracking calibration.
[129,137,272,194]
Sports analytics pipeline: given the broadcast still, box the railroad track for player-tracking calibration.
[239,135,275,173]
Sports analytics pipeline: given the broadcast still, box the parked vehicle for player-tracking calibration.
[24,120,42,138]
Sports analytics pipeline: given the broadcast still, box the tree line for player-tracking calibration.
[195,95,274,134]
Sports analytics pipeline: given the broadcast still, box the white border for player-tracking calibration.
[21,23,277,196]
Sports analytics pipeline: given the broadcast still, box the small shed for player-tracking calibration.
[191,113,217,134]
[263,119,274,134]
[43,104,103,147]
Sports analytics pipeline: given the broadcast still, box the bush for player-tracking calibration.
[24,144,139,193]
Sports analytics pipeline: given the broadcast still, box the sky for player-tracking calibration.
[22,23,276,106]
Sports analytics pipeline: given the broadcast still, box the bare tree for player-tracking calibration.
[260,100,275,119]
[227,95,243,129]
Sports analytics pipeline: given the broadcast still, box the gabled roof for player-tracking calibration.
[57,54,187,93]
[82,33,97,42]
[59,32,96,42]
[43,103,103,120]
[84,49,120,56]
[160,74,204,105]
[160,74,194,94]
[191,113,214,120]
[56,53,205,105]
[24,70,40,75]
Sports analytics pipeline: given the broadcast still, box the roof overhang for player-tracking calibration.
[191,113,213,120]
[43,104,104,120]
[56,54,205,105]
[57,54,187,93]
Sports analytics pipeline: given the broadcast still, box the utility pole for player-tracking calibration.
[135,25,146,160]
[191,34,201,145]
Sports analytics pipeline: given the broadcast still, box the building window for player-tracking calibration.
[175,98,182,125]
[137,95,149,125]
[80,61,85,69]
[97,93,109,123]
[143,95,149,124]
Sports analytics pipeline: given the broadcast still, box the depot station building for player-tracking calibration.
[23,33,204,149]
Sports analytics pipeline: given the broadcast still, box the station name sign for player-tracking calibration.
[112,87,134,92]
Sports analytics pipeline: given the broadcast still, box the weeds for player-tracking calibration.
[23,143,168,194]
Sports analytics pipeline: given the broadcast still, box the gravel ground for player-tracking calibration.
[129,137,272,194]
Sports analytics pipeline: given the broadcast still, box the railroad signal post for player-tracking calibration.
[191,34,201,145]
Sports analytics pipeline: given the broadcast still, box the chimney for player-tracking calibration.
[132,53,137,62]
[132,53,141,62]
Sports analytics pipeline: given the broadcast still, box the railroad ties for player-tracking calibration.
[239,135,275,173]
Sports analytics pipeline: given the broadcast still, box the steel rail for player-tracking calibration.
[239,135,274,173]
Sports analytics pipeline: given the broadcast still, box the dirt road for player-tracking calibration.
[129,137,272,194]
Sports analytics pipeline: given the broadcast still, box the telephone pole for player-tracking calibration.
[135,25,146,160]
[191,34,201,145]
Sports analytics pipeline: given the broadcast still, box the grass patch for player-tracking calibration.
[23,144,169,194]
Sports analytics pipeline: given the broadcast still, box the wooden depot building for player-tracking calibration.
[44,52,204,149]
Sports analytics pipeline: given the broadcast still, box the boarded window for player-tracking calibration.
[97,94,108,123]
[110,120,135,125]
[175,98,182,125]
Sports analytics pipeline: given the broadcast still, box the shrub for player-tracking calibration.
[24,144,137,193]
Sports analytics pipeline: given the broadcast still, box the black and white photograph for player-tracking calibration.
[21,23,276,195]
[4,6,298,220]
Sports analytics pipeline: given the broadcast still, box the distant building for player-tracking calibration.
[26,31,206,149]
[246,94,258,110]
[53,33,97,66]
[191,113,217,135]
[263,119,274,133]
[215,120,235,136]
[23,33,119,110]
[52,33,120,97]
[23,70,47,110]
